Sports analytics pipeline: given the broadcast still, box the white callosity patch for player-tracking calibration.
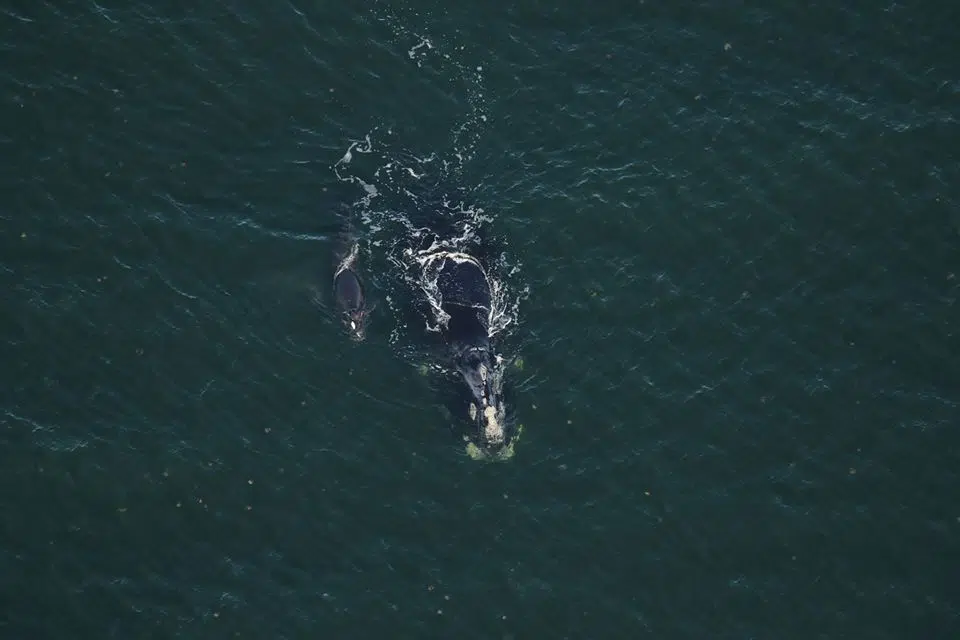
[468,352,506,446]
[489,364,507,444]
[483,405,503,445]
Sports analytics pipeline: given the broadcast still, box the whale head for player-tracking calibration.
[343,306,371,342]
[455,344,510,454]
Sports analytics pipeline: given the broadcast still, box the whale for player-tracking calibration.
[414,247,511,455]
[332,230,373,342]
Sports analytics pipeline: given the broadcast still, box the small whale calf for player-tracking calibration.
[331,231,373,342]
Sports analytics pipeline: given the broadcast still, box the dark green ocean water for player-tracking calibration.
[2,1,958,638]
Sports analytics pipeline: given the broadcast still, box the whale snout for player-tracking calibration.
[344,309,369,341]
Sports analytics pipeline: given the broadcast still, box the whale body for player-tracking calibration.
[332,233,373,342]
[416,249,509,453]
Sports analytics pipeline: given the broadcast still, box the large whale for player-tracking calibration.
[414,247,511,455]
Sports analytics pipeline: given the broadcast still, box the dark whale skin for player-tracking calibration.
[423,251,509,455]
[331,232,372,342]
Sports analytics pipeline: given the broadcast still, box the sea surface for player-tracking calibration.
[2,1,958,638]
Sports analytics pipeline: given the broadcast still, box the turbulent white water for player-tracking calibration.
[333,130,527,353]
[329,18,527,355]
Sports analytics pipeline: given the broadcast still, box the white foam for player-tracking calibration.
[333,134,380,206]
[407,37,433,67]
[327,13,522,350]
[333,241,359,279]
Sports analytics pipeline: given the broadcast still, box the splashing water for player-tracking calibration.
[329,17,527,354]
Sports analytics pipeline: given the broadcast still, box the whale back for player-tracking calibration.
[334,268,364,312]
[436,256,491,311]
[435,254,491,347]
